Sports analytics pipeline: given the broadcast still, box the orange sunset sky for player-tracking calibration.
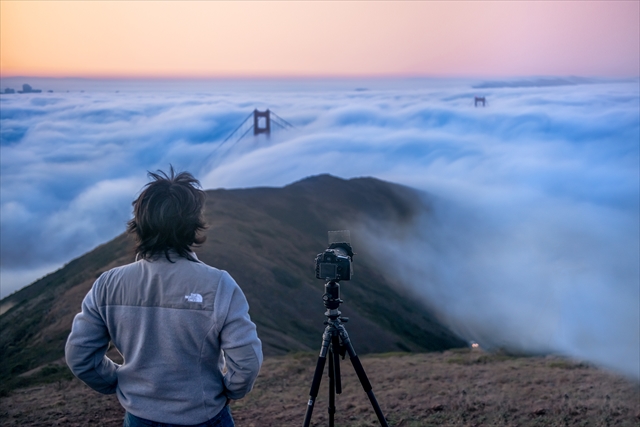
[1,1,638,78]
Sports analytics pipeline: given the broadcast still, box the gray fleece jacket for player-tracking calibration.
[65,252,262,424]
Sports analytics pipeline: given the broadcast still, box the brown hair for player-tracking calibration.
[127,167,206,262]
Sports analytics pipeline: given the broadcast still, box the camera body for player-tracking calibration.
[315,242,353,281]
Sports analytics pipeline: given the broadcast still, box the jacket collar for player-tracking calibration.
[136,249,199,262]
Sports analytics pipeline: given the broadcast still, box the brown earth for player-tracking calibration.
[1,349,638,427]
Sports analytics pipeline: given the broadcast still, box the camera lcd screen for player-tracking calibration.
[318,263,338,279]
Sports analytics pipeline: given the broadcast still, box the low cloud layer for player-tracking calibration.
[1,78,638,378]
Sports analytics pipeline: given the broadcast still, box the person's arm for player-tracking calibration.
[65,280,119,394]
[217,273,263,400]
[222,344,262,400]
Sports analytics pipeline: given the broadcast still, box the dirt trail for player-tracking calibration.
[1,350,638,426]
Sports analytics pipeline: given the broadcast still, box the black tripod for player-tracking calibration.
[302,280,389,427]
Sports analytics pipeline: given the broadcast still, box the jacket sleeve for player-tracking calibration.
[216,272,263,400]
[65,279,119,394]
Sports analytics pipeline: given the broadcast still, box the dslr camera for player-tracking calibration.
[315,230,354,281]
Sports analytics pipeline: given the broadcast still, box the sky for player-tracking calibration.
[1,1,639,78]
[0,77,638,380]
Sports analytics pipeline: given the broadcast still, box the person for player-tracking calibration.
[65,168,262,427]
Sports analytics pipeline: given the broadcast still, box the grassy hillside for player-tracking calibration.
[2,350,638,426]
[0,175,465,393]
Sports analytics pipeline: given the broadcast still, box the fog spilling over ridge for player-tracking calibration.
[1,78,638,378]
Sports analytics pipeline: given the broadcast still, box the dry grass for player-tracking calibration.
[235,350,639,427]
[1,350,638,426]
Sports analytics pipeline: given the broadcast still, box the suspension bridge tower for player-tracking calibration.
[221,108,294,145]
[253,109,271,135]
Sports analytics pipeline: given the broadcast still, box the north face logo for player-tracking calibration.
[185,293,203,303]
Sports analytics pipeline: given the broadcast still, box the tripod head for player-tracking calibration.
[323,280,347,321]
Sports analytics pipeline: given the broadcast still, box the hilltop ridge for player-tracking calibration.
[0,174,466,392]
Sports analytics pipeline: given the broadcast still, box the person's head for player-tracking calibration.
[127,167,207,261]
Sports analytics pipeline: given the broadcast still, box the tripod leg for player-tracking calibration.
[328,348,336,427]
[341,332,390,427]
[303,355,326,427]
[331,335,342,394]
[303,329,331,427]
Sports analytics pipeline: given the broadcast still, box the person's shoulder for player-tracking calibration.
[107,259,144,274]
[94,260,144,286]
[194,261,238,285]
[177,255,229,280]
[187,258,238,285]
[88,261,144,305]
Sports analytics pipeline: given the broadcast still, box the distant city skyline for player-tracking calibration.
[1,1,638,78]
